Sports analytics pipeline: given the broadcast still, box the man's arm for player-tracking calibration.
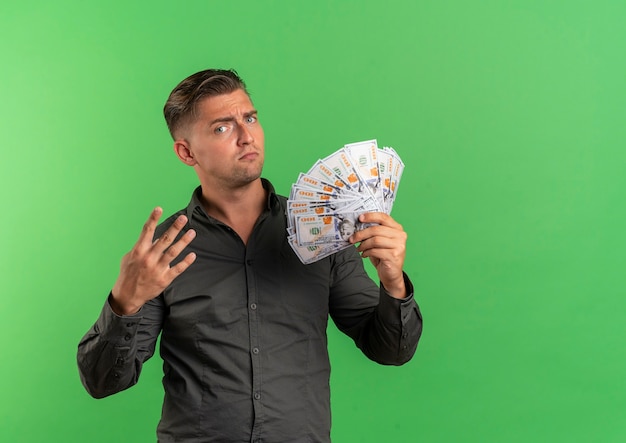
[77,207,197,397]
[329,212,422,365]
[77,295,164,398]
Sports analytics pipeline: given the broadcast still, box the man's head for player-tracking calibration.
[164,69,248,140]
[164,69,265,191]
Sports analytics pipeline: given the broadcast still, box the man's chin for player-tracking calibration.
[233,169,263,187]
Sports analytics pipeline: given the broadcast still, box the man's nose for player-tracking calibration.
[238,123,254,145]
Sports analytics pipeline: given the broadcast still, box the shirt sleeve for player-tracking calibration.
[328,247,423,365]
[76,293,165,398]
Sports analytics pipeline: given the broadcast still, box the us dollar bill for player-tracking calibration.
[295,212,372,246]
[294,173,350,199]
[321,150,368,197]
[343,139,384,209]
[306,160,355,193]
[287,234,351,264]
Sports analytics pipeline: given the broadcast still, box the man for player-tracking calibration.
[77,69,422,442]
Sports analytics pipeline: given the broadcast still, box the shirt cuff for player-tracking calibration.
[96,293,143,341]
[378,272,415,324]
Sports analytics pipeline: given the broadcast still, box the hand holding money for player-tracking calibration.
[350,212,408,299]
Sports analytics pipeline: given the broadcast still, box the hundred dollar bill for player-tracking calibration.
[288,199,346,213]
[288,195,378,213]
[322,149,382,211]
[288,234,351,264]
[384,146,404,213]
[306,159,358,195]
[289,186,338,202]
[320,150,362,194]
[339,194,381,214]
[377,148,394,213]
[294,173,348,198]
[295,212,372,246]
[288,199,362,215]
[344,139,384,209]
[287,199,352,229]
[287,196,377,229]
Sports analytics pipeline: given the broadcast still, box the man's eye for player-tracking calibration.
[215,126,227,134]
[246,116,257,124]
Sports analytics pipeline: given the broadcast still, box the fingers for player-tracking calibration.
[134,209,196,274]
[112,208,197,313]
[152,214,190,254]
[356,232,406,261]
[349,212,407,265]
[349,212,405,245]
[160,228,196,266]
[137,207,163,250]
[167,251,197,278]
[354,216,407,297]
[358,212,402,229]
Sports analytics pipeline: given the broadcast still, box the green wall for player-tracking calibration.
[2,1,625,441]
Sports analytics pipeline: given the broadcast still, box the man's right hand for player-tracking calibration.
[110,207,197,316]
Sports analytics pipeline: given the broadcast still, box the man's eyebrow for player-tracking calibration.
[208,110,258,126]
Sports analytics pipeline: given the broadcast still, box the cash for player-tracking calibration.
[287,139,404,264]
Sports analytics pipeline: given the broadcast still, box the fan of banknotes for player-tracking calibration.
[286,139,404,264]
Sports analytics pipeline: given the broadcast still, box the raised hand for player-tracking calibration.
[349,212,407,299]
[110,207,197,315]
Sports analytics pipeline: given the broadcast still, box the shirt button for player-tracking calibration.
[254,393,261,400]
[126,322,135,328]
[124,334,131,341]
[252,347,259,354]
[250,303,257,310]
[246,259,254,265]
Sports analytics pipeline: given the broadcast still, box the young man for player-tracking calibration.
[77,69,422,442]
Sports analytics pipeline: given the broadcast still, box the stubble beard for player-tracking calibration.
[227,156,264,189]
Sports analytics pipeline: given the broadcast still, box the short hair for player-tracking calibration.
[163,69,248,139]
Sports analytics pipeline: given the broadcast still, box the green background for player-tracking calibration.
[1,1,625,441]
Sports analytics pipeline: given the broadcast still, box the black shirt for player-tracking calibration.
[78,179,422,442]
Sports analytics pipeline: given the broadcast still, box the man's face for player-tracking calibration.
[179,89,265,189]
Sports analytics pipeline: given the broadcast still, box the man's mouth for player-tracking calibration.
[239,151,259,161]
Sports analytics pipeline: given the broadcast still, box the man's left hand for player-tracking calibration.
[349,212,407,299]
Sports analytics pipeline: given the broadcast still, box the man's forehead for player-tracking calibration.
[196,89,255,117]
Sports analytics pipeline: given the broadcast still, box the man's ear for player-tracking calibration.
[174,139,196,166]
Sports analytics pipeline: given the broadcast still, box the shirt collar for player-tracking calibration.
[185,178,280,222]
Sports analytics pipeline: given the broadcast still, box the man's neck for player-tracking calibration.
[199,178,267,244]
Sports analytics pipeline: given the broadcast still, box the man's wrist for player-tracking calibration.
[381,279,407,299]
[108,292,141,316]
